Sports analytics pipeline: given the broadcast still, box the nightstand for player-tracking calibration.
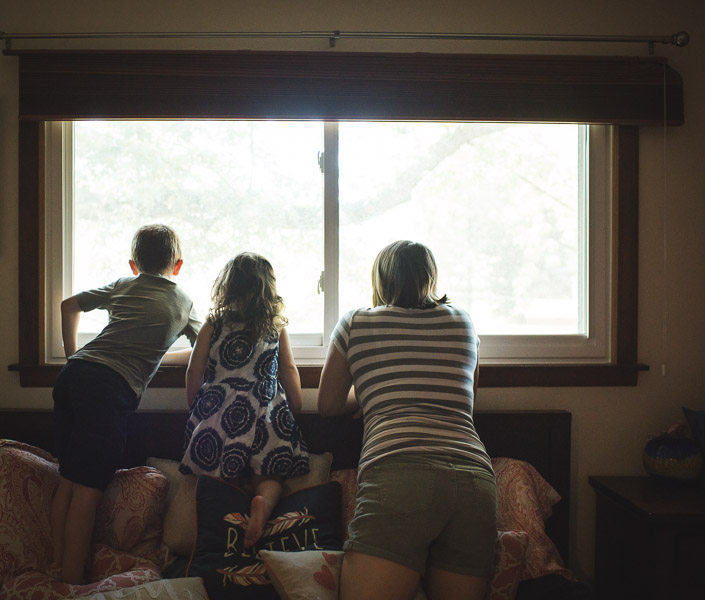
[589,476,705,600]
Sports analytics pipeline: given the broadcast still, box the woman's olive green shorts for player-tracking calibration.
[344,453,497,577]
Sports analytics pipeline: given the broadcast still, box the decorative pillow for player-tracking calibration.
[93,466,169,568]
[492,457,572,581]
[1,544,161,599]
[488,530,529,600]
[187,477,343,600]
[0,440,59,584]
[260,549,344,600]
[328,468,358,539]
[161,453,334,558]
[162,473,198,557]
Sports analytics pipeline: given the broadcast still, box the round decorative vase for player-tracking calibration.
[643,434,704,481]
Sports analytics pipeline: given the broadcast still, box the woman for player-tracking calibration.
[318,240,497,600]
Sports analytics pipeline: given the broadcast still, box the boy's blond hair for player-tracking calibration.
[131,224,182,275]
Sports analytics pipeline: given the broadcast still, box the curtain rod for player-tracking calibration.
[0,29,691,52]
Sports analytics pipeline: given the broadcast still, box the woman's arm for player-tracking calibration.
[278,328,303,413]
[185,322,213,408]
[317,342,356,417]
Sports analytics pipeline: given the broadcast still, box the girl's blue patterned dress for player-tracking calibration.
[179,319,309,479]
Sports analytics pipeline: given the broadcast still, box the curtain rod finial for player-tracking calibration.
[672,31,689,47]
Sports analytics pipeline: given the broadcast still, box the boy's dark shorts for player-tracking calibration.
[53,359,139,491]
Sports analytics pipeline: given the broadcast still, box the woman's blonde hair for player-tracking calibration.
[209,252,287,341]
[371,240,448,309]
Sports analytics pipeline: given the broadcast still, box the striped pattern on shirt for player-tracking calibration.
[331,304,493,476]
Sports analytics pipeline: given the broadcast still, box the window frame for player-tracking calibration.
[44,120,611,365]
[11,121,647,387]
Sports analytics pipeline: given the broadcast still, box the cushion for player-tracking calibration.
[493,457,572,581]
[489,530,529,600]
[0,440,59,584]
[160,453,333,557]
[93,466,169,568]
[260,549,344,600]
[1,543,161,599]
[187,476,343,600]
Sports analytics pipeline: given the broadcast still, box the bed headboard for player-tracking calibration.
[0,408,571,561]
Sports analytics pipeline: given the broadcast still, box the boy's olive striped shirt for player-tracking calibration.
[331,304,493,476]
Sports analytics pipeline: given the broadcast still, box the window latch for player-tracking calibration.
[317,270,325,294]
[318,151,325,174]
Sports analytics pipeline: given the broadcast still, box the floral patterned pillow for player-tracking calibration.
[0,440,59,584]
[93,466,169,568]
[493,457,573,581]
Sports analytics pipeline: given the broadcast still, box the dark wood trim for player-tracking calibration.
[616,126,640,364]
[9,362,649,388]
[18,120,41,366]
[9,50,684,124]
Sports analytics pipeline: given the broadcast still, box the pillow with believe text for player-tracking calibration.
[186,476,342,600]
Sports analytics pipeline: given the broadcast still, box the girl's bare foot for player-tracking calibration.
[245,495,266,548]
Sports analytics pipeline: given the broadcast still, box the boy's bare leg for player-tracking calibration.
[61,482,103,584]
[50,477,74,568]
[245,475,283,548]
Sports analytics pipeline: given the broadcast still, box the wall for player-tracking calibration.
[2,0,704,583]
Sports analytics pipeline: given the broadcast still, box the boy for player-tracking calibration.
[50,224,201,584]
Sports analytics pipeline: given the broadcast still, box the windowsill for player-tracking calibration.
[8,362,649,388]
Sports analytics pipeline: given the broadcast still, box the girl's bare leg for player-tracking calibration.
[245,475,283,548]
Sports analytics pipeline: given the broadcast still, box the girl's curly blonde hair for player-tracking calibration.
[208,252,288,342]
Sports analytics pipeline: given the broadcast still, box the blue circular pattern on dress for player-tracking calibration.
[262,446,294,476]
[189,427,223,471]
[220,395,256,439]
[220,332,254,370]
[222,442,250,478]
[251,418,269,455]
[194,385,226,421]
[254,348,278,379]
[221,376,254,392]
[271,402,295,440]
[290,455,310,476]
[253,377,277,406]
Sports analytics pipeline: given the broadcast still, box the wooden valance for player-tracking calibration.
[7,49,684,124]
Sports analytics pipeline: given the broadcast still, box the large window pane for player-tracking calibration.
[338,122,584,335]
[73,121,324,336]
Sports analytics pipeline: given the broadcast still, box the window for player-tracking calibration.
[44,120,612,366]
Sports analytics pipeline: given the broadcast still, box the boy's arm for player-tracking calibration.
[160,348,193,365]
[278,328,303,413]
[185,322,213,408]
[60,296,83,358]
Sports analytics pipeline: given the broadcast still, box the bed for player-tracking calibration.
[0,408,585,599]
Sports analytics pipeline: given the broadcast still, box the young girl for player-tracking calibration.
[179,252,309,548]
